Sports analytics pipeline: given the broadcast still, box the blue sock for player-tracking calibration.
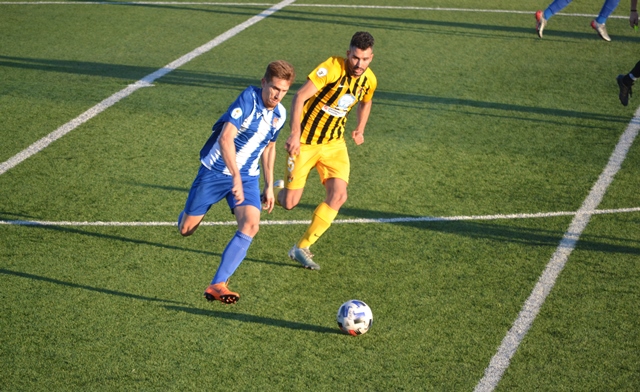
[544,0,572,20]
[596,0,620,24]
[211,231,253,284]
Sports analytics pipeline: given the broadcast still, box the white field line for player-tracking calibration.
[0,2,630,19]
[474,108,640,392]
[0,0,296,176]
[1,207,639,226]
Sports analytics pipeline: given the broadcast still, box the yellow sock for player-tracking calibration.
[297,202,338,248]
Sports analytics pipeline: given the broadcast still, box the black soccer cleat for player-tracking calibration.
[617,74,633,107]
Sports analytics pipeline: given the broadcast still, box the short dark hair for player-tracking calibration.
[350,31,374,51]
[264,60,295,83]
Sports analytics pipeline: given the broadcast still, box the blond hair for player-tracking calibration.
[264,60,295,83]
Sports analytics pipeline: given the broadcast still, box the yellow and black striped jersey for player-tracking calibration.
[300,56,377,145]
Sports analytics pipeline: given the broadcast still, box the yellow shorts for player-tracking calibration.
[285,139,350,190]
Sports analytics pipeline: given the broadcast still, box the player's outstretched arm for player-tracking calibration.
[352,100,372,145]
[286,80,319,155]
[260,141,277,213]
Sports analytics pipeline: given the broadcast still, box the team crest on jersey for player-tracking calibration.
[316,67,328,78]
[337,94,356,109]
[231,108,243,119]
[272,116,279,128]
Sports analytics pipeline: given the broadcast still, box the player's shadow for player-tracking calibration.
[0,55,256,90]
[336,206,640,255]
[1,53,625,126]
[164,305,339,334]
[375,90,629,124]
[0,268,185,305]
[124,182,190,193]
[271,8,640,43]
[0,268,336,333]
[1,222,292,268]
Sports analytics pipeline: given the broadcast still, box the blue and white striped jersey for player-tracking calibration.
[199,86,286,177]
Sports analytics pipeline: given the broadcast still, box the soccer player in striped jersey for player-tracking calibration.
[276,32,377,270]
[178,60,295,304]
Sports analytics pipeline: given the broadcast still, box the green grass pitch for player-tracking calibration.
[1,0,639,390]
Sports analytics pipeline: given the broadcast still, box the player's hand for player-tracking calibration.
[352,130,364,145]
[231,176,245,205]
[285,133,301,156]
[261,187,275,213]
[631,11,639,28]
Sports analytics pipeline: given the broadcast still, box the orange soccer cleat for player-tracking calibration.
[204,281,240,304]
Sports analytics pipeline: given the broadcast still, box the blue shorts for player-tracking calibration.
[183,165,261,215]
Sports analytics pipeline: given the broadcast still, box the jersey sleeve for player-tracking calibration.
[307,57,342,91]
[362,71,377,103]
[218,87,256,130]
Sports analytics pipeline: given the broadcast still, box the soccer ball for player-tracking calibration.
[336,300,373,336]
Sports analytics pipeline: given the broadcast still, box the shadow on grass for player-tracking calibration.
[0,268,184,304]
[0,268,340,334]
[0,221,293,268]
[0,54,628,124]
[375,90,629,124]
[164,305,339,334]
[270,7,640,43]
[0,268,334,333]
[334,206,640,255]
[61,3,640,44]
[123,181,190,193]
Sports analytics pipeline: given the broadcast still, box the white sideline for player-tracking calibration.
[0,2,630,19]
[0,0,296,176]
[1,207,639,226]
[474,108,640,392]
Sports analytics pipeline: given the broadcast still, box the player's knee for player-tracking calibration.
[281,199,298,210]
[240,222,260,237]
[280,194,300,210]
[328,192,348,208]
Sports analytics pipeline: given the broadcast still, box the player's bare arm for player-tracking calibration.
[632,0,638,27]
[260,141,277,213]
[219,122,244,204]
[352,99,373,145]
[286,80,319,156]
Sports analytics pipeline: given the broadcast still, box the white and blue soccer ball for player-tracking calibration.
[336,300,373,336]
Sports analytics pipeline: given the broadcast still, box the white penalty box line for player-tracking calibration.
[1,207,639,226]
[474,107,640,392]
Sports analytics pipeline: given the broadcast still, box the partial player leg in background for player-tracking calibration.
[536,0,572,38]
[617,61,640,106]
[591,0,621,41]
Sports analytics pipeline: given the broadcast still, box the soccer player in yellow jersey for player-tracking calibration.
[276,31,377,270]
